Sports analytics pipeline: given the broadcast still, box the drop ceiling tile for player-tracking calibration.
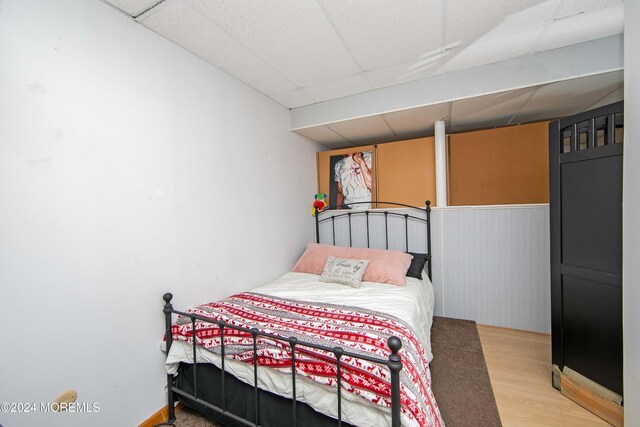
[365,57,445,89]
[477,0,561,41]
[512,71,623,122]
[553,0,623,20]
[327,115,396,145]
[302,74,372,103]
[383,103,450,137]
[104,0,161,16]
[293,126,349,146]
[536,4,624,51]
[140,0,296,96]
[450,88,537,132]
[270,90,316,109]
[319,0,442,71]
[318,140,354,149]
[188,0,360,88]
[300,72,623,145]
[392,129,436,140]
[445,0,546,47]
[441,27,543,74]
[585,84,624,110]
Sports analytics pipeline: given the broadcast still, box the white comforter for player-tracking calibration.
[166,271,436,427]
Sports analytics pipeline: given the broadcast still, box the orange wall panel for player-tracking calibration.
[317,122,549,208]
[448,122,549,206]
[376,137,436,208]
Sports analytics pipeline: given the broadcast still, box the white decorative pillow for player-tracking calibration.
[319,256,370,288]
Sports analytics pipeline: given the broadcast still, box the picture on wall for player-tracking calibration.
[329,151,373,209]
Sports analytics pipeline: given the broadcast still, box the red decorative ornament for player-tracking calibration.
[313,200,326,210]
[312,193,329,216]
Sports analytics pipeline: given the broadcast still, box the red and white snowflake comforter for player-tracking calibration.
[169,278,444,427]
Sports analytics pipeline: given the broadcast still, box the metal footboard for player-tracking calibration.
[163,293,404,427]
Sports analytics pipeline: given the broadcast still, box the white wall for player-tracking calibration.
[623,0,639,423]
[0,1,319,426]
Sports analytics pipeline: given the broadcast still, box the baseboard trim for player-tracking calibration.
[138,403,182,427]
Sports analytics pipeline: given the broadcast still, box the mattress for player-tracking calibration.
[166,271,437,427]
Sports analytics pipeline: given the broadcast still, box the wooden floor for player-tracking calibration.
[477,325,610,426]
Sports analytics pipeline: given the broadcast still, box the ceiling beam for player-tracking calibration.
[290,35,623,130]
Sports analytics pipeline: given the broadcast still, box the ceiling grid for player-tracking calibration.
[101,0,625,147]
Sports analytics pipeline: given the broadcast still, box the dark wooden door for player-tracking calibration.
[549,101,623,396]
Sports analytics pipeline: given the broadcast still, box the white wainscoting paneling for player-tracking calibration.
[317,204,550,333]
[439,205,550,333]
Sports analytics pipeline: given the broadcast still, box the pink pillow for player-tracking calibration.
[292,243,413,286]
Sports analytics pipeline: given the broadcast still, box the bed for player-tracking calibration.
[162,201,443,427]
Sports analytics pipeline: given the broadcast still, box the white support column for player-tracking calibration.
[434,120,447,207]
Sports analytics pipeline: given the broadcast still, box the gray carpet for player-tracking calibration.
[172,316,501,426]
[430,316,502,426]
[174,406,221,426]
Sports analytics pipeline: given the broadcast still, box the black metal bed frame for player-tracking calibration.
[315,201,432,280]
[163,200,433,427]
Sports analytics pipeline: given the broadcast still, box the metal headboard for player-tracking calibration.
[314,201,432,280]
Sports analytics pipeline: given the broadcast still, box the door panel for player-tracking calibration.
[561,155,623,274]
[562,275,623,394]
[549,101,623,397]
